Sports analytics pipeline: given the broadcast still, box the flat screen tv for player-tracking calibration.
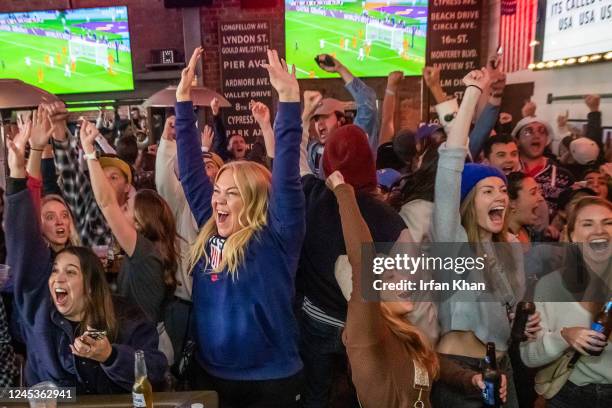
[0,6,134,94]
[285,0,428,79]
[536,0,612,62]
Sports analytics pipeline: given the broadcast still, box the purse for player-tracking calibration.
[534,349,577,399]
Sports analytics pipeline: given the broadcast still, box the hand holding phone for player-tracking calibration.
[84,330,107,341]
[315,54,335,68]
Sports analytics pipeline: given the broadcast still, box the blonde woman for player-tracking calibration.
[175,48,305,407]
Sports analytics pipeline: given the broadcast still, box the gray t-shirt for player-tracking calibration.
[117,233,167,323]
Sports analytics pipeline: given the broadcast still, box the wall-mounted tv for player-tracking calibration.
[536,0,612,63]
[285,0,428,79]
[0,6,134,94]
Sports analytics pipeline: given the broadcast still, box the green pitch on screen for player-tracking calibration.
[285,1,428,79]
[0,18,133,94]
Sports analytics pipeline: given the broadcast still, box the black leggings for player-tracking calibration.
[189,358,303,408]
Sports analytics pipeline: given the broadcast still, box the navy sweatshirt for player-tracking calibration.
[5,182,167,392]
[175,101,305,380]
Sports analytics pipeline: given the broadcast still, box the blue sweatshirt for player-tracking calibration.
[5,182,167,392]
[175,101,305,380]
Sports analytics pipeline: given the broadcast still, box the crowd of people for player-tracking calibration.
[0,45,610,408]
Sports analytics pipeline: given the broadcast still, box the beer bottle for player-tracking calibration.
[132,350,153,408]
[482,342,501,408]
[569,299,612,366]
[588,299,612,357]
[511,276,537,343]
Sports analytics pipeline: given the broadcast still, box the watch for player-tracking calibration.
[84,151,98,161]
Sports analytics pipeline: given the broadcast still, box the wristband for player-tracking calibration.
[84,151,98,161]
[467,85,483,93]
[385,88,396,96]
[201,146,210,153]
[30,148,44,152]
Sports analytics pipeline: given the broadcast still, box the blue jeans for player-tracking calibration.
[548,381,612,408]
[298,313,358,408]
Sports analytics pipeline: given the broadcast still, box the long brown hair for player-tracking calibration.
[55,247,118,341]
[133,189,179,293]
[380,303,440,379]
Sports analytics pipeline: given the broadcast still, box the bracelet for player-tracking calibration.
[83,151,98,161]
[467,85,483,93]
[30,148,44,152]
[385,88,396,96]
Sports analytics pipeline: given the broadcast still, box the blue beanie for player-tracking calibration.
[460,164,507,202]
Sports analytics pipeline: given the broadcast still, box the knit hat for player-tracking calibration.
[322,124,377,191]
[569,137,599,165]
[416,123,444,141]
[460,164,507,202]
[511,117,555,143]
[202,151,224,169]
[376,168,402,190]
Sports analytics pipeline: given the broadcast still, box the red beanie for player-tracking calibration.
[322,124,377,192]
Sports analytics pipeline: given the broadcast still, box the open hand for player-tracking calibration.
[30,105,54,149]
[250,100,271,125]
[326,170,345,190]
[201,125,214,149]
[521,101,536,118]
[177,46,202,102]
[263,49,299,102]
[7,122,30,177]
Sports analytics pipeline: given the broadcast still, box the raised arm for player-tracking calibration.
[263,49,305,238]
[584,94,602,147]
[80,120,138,256]
[317,55,379,153]
[299,91,323,177]
[469,69,505,159]
[378,71,403,146]
[432,69,489,243]
[329,173,384,345]
[5,127,52,322]
[176,47,213,228]
[209,97,231,161]
[250,100,275,158]
[48,103,110,247]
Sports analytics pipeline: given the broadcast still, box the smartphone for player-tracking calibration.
[315,54,335,68]
[84,330,107,341]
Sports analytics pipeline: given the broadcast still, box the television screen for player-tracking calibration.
[285,0,428,79]
[539,0,612,62]
[0,6,134,94]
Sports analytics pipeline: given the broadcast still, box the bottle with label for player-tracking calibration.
[511,276,537,343]
[590,299,612,356]
[569,299,612,367]
[482,342,501,408]
[132,350,153,408]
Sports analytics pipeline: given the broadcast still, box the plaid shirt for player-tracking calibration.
[52,131,111,247]
[0,298,17,388]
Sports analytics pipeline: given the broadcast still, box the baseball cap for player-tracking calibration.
[377,168,402,190]
[312,98,346,118]
[569,137,599,165]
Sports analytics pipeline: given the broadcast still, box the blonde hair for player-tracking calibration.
[188,161,271,278]
[380,303,439,379]
[41,194,81,247]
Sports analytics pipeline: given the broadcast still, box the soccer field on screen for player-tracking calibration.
[285,1,428,79]
[0,7,134,95]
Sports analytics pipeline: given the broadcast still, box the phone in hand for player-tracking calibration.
[490,46,503,69]
[84,330,107,341]
[315,54,335,68]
